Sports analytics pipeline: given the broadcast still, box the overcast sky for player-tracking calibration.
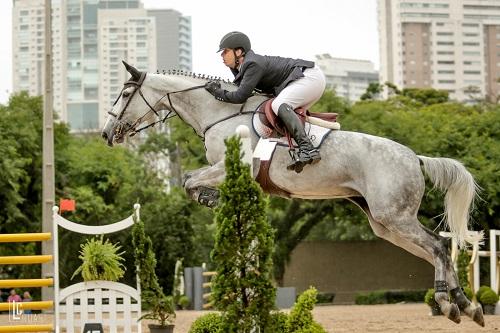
[0,0,379,104]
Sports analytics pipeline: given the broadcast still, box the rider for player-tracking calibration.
[204,31,326,173]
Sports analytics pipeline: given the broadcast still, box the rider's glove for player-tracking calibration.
[205,81,224,100]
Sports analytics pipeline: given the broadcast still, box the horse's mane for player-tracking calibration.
[155,69,237,88]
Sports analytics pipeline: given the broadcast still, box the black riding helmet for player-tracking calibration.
[217,31,251,53]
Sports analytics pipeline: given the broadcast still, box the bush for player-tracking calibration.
[424,288,437,307]
[286,287,327,333]
[476,285,491,304]
[71,236,125,282]
[355,290,387,305]
[188,313,222,333]
[463,286,474,301]
[316,292,335,304]
[355,290,426,305]
[479,289,499,305]
[265,311,288,332]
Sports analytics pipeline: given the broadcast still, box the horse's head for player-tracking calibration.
[101,61,167,146]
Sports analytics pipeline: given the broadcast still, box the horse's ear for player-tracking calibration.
[122,60,141,81]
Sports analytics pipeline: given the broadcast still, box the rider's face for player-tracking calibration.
[221,48,243,69]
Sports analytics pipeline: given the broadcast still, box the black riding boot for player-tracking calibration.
[277,103,321,173]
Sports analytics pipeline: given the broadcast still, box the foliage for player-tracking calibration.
[479,289,499,305]
[211,135,275,332]
[401,88,449,105]
[424,288,437,307]
[310,89,351,115]
[457,250,470,289]
[132,214,164,299]
[355,290,426,305]
[265,312,288,332]
[463,286,474,301]
[360,82,383,101]
[71,236,125,282]
[188,313,223,333]
[285,287,326,333]
[138,293,176,326]
[476,285,498,305]
[476,285,490,303]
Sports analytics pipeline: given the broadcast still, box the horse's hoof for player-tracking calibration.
[445,303,461,324]
[472,306,485,327]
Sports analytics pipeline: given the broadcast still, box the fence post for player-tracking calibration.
[193,267,203,310]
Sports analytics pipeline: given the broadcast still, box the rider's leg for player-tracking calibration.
[277,103,321,173]
[271,66,326,173]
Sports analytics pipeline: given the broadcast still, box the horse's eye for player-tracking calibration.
[122,91,130,98]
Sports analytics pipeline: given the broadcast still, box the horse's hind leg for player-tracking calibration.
[381,218,461,322]
[351,197,482,325]
[379,223,483,326]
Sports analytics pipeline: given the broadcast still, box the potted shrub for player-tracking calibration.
[479,288,498,315]
[71,236,125,281]
[139,293,176,333]
[424,288,442,316]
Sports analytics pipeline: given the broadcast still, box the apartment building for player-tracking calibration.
[147,9,192,72]
[378,0,500,101]
[315,54,379,101]
[12,0,192,132]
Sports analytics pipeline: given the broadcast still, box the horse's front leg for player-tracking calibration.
[183,161,226,208]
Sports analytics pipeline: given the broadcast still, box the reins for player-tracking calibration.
[112,72,258,138]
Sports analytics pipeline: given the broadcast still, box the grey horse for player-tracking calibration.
[102,62,484,327]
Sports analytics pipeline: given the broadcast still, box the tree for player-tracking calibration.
[360,82,383,101]
[211,136,275,332]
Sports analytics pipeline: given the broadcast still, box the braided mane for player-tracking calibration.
[155,69,236,87]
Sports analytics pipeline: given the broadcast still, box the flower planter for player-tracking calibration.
[483,304,496,315]
[430,304,442,316]
[148,324,175,333]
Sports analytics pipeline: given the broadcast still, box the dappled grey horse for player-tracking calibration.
[102,62,485,326]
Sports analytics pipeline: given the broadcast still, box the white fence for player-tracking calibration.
[53,204,142,333]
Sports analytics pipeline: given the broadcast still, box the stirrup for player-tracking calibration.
[287,149,321,173]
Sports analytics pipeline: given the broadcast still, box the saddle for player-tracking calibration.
[258,98,339,138]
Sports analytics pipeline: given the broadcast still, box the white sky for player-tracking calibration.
[0,0,379,104]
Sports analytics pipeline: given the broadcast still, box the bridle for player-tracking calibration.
[108,71,257,139]
[108,71,205,137]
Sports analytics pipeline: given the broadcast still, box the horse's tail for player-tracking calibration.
[418,155,483,248]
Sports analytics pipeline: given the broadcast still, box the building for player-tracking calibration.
[12,0,65,114]
[378,0,500,101]
[147,9,192,72]
[315,54,379,101]
[98,8,157,127]
[12,0,192,132]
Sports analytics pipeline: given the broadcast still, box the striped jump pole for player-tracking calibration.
[0,232,54,332]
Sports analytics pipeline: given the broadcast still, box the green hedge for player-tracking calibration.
[355,290,427,305]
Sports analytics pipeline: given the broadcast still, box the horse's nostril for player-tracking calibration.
[102,132,108,140]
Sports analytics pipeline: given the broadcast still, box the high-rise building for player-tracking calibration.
[12,0,65,114]
[12,0,191,132]
[378,0,500,101]
[316,54,379,101]
[147,9,192,72]
[98,8,157,127]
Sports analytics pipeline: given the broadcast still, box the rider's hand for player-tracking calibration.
[205,81,221,96]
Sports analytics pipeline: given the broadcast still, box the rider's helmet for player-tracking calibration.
[217,31,251,53]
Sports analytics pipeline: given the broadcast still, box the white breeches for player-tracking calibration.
[271,65,326,115]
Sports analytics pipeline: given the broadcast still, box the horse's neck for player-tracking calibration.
[152,74,261,137]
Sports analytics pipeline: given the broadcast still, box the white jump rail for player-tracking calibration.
[53,204,142,333]
[490,229,500,292]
